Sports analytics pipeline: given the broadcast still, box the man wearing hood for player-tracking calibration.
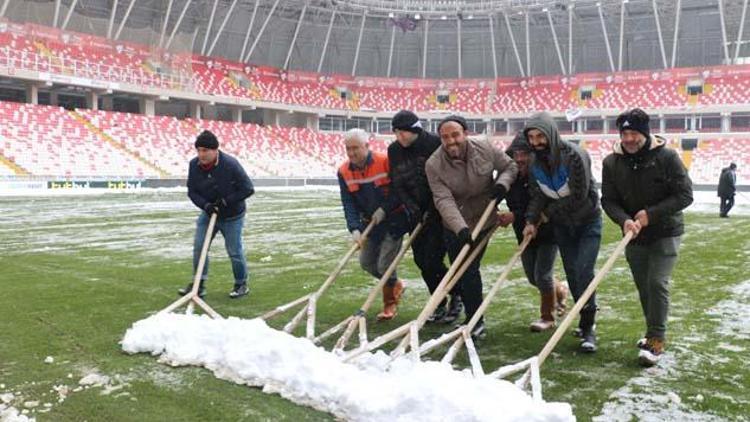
[426,115,518,338]
[522,112,602,353]
[601,108,693,366]
[388,110,458,324]
[498,132,568,332]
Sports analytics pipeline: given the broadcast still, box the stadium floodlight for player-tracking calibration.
[414,13,421,19]
[388,12,394,18]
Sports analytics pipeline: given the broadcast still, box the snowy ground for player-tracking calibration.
[1,189,748,421]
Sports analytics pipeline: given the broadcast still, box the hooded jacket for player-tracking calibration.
[524,112,601,226]
[426,138,518,234]
[601,135,693,244]
[505,133,555,246]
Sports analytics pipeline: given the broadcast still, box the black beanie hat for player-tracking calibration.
[195,130,219,149]
[616,108,651,139]
[437,115,468,133]
[505,131,532,158]
[391,110,422,133]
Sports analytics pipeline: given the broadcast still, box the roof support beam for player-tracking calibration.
[525,12,530,77]
[488,15,498,79]
[165,0,193,50]
[0,0,11,19]
[351,10,367,76]
[618,0,625,71]
[671,0,682,67]
[734,0,749,62]
[283,3,308,70]
[239,1,260,62]
[546,9,566,75]
[503,11,525,78]
[114,0,138,41]
[245,0,280,63]
[201,0,219,55]
[597,2,616,73]
[158,0,174,49]
[457,18,462,78]
[387,24,396,77]
[652,0,668,68]
[207,0,239,57]
[53,0,62,28]
[421,19,429,78]
[317,10,336,73]
[718,0,730,63]
[568,5,573,74]
[61,0,80,31]
[107,0,119,38]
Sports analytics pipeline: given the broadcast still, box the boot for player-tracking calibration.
[638,337,665,367]
[377,280,402,321]
[554,280,569,317]
[530,291,556,332]
[578,308,597,353]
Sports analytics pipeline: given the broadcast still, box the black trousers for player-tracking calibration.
[720,195,735,216]
[411,217,450,298]
[444,228,491,321]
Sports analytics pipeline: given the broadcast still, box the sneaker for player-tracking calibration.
[579,329,597,353]
[442,295,463,324]
[178,283,205,298]
[638,338,664,367]
[426,305,448,324]
[229,284,249,299]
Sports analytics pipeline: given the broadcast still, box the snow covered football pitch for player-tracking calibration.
[1,188,748,421]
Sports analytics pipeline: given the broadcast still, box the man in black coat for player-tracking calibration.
[601,108,693,366]
[387,110,458,323]
[179,130,255,299]
[718,163,737,217]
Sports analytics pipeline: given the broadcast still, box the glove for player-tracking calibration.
[406,203,421,220]
[491,184,507,202]
[351,230,362,245]
[456,227,473,247]
[371,207,386,224]
[203,202,219,215]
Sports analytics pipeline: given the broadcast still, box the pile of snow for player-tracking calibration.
[122,313,573,422]
[0,403,35,422]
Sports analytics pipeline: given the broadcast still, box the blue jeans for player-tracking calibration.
[553,215,602,316]
[193,212,248,287]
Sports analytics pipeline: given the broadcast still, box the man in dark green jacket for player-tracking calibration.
[601,108,693,367]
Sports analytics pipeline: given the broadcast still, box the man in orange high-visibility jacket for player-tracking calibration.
[337,128,409,320]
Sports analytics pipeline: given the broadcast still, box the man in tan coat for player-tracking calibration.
[425,115,518,338]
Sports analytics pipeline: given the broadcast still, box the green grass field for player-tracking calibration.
[1,190,748,421]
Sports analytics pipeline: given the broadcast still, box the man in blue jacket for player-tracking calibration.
[179,130,255,299]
